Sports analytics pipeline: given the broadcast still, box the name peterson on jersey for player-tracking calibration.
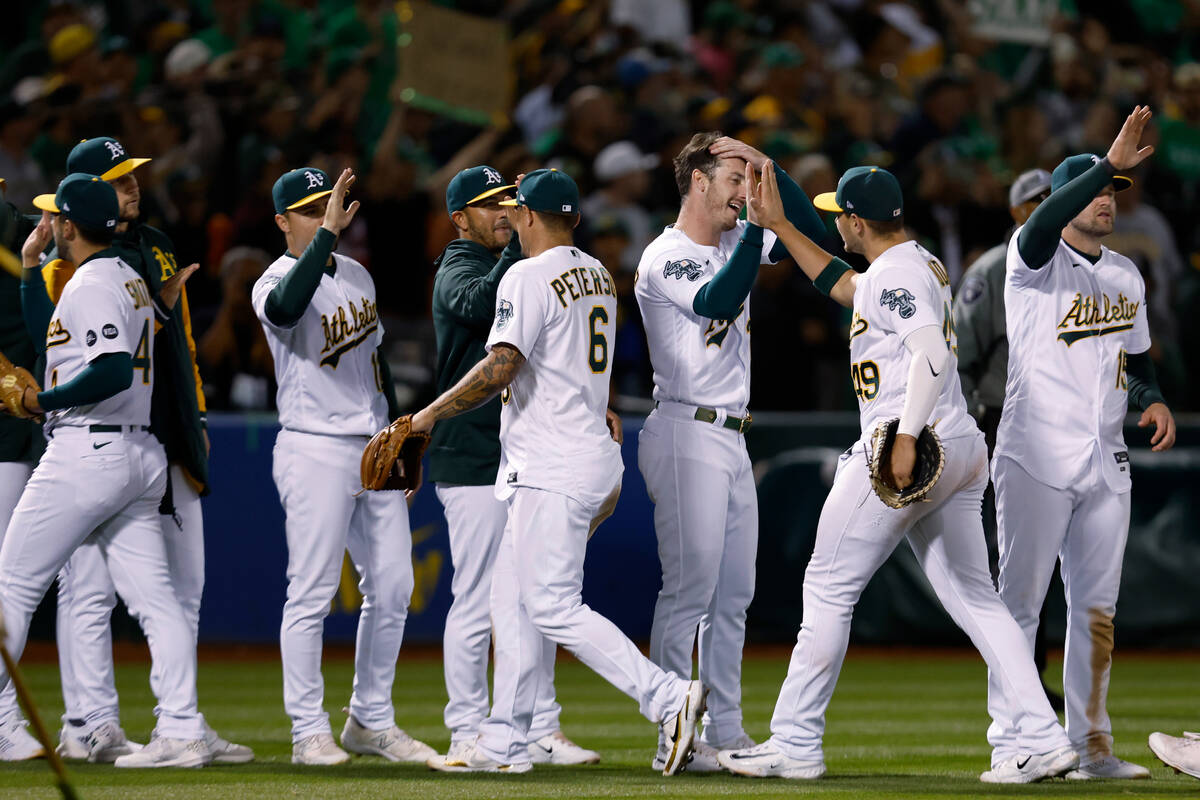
[486,245,621,509]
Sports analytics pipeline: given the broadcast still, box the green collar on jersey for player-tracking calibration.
[1063,240,1101,265]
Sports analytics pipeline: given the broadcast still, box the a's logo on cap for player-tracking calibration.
[304,170,324,189]
[483,167,502,185]
[104,140,125,159]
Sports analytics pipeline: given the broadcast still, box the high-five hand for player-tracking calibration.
[745,159,787,231]
[322,168,361,235]
[1106,106,1155,171]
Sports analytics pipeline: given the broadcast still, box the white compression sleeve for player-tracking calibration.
[898,324,950,438]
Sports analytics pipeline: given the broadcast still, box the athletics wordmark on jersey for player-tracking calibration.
[319,296,379,368]
[1056,291,1140,345]
[46,319,71,348]
[704,304,745,348]
[550,254,616,308]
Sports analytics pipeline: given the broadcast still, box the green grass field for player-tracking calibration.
[1,649,1197,799]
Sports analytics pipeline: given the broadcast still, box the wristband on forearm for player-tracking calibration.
[814,257,852,296]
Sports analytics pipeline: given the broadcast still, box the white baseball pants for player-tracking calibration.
[476,484,689,764]
[769,434,1069,763]
[274,429,414,741]
[988,453,1130,765]
[639,405,757,747]
[56,463,205,729]
[435,483,561,744]
[0,428,205,739]
[0,462,33,722]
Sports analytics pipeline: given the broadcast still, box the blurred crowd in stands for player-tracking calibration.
[4,0,1199,412]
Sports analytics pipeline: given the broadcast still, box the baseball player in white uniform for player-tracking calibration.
[634,133,827,771]
[0,174,210,767]
[252,166,435,766]
[718,162,1076,783]
[987,107,1175,780]
[409,169,704,775]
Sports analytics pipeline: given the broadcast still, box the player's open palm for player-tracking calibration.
[1106,105,1155,171]
[1139,401,1176,452]
[323,168,361,234]
[159,263,199,310]
[746,160,786,231]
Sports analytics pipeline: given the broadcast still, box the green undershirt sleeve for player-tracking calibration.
[1017,160,1114,269]
[377,345,402,420]
[769,162,826,262]
[21,266,55,354]
[265,226,336,327]
[692,223,764,319]
[37,352,133,411]
[1125,350,1165,411]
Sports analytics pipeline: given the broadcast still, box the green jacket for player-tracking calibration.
[0,204,44,463]
[39,223,209,492]
[428,235,522,486]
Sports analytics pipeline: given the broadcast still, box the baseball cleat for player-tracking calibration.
[1148,731,1200,779]
[979,744,1078,783]
[77,720,143,763]
[0,719,45,761]
[339,711,436,763]
[113,735,211,768]
[1065,754,1151,780]
[426,741,532,773]
[718,740,826,779]
[660,680,705,776]
[527,731,600,765]
[292,732,350,765]
[56,724,90,761]
[204,723,254,764]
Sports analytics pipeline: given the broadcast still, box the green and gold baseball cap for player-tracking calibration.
[814,165,904,221]
[445,165,515,214]
[33,173,119,231]
[499,168,579,214]
[67,137,151,181]
[272,167,333,214]
[1050,154,1132,194]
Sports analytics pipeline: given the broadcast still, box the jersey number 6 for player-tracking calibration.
[588,306,609,373]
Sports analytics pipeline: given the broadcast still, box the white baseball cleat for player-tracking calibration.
[660,680,705,776]
[1148,731,1200,779]
[1065,754,1151,780]
[204,723,254,764]
[426,740,532,773]
[339,712,436,763]
[72,721,143,763]
[292,732,350,765]
[56,724,90,761]
[980,745,1078,783]
[718,739,826,779]
[0,719,45,761]
[527,730,600,765]
[113,735,211,768]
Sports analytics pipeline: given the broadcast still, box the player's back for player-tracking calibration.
[487,245,620,502]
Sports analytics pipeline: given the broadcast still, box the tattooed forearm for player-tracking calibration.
[426,344,525,423]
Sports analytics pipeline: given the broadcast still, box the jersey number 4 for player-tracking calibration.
[588,306,609,373]
[133,320,152,384]
[851,360,880,401]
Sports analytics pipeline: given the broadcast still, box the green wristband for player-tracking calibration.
[814,257,852,296]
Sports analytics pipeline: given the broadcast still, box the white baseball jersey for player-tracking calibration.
[43,253,155,434]
[486,245,620,504]
[995,232,1150,491]
[252,252,389,436]
[849,240,976,444]
[635,222,778,414]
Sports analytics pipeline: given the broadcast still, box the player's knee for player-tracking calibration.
[523,590,577,634]
[368,566,414,615]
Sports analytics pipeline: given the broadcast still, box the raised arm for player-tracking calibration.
[436,233,523,325]
[746,161,858,308]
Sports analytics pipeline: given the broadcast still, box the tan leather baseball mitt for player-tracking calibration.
[865,418,945,509]
[0,350,41,422]
[360,415,430,491]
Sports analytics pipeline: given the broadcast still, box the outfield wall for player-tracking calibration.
[188,412,1200,649]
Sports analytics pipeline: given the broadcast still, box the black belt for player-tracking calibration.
[88,424,150,433]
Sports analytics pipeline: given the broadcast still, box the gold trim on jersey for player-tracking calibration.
[1056,291,1140,346]
[319,297,379,368]
[46,318,71,348]
[849,312,869,342]
[704,304,745,348]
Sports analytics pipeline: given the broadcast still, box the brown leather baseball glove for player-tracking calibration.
[360,415,430,492]
[0,350,41,422]
[865,418,945,509]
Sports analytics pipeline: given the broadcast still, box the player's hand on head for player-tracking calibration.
[322,167,361,234]
[1138,401,1176,452]
[20,211,53,269]
[709,136,768,171]
[158,262,199,310]
[1106,105,1155,171]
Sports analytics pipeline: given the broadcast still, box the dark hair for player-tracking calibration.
[70,219,116,246]
[673,131,723,197]
[863,216,905,236]
[533,210,578,234]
